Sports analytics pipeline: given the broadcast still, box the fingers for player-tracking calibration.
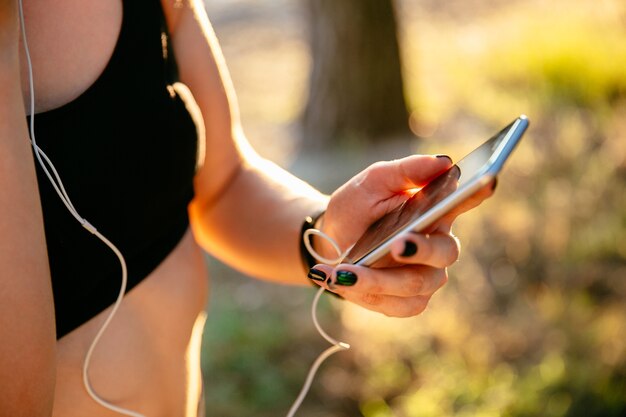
[347,293,433,318]
[418,179,497,234]
[450,178,497,216]
[311,264,446,296]
[308,263,448,317]
[389,231,461,268]
[306,228,460,318]
[434,179,497,230]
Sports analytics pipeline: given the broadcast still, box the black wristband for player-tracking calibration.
[299,210,325,273]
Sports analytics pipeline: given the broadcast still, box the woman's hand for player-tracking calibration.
[308,155,495,317]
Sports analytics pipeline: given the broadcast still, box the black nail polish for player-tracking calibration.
[401,241,418,257]
[335,270,357,286]
[436,154,453,163]
[308,268,327,282]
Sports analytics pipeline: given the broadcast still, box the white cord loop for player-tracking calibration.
[302,228,353,266]
[286,229,352,417]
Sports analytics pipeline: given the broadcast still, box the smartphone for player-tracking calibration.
[345,115,529,267]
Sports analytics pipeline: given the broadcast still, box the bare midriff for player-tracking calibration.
[53,228,210,417]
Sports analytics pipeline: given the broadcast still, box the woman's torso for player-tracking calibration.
[19,0,210,415]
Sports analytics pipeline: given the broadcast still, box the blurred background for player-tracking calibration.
[199,0,626,416]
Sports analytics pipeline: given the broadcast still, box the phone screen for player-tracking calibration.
[345,116,528,266]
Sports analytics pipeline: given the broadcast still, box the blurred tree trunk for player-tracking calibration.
[301,0,410,149]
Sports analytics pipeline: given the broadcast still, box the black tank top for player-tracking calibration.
[29,0,200,339]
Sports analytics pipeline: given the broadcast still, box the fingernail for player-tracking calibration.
[400,241,418,257]
[335,270,357,286]
[452,165,461,180]
[308,268,327,282]
[436,154,452,163]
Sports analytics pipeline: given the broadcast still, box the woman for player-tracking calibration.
[0,0,494,416]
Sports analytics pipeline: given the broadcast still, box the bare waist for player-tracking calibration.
[53,228,209,417]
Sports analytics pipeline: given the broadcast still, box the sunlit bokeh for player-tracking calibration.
[200,0,626,416]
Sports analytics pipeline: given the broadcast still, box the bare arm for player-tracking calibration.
[163,0,327,284]
[162,1,495,318]
[0,1,56,415]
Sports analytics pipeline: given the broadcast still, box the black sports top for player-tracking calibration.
[29,0,200,339]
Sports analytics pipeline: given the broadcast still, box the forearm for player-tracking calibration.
[0,15,57,415]
[189,152,328,284]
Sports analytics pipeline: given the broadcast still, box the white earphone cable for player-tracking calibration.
[17,2,144,416]
[18,3,351,416]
